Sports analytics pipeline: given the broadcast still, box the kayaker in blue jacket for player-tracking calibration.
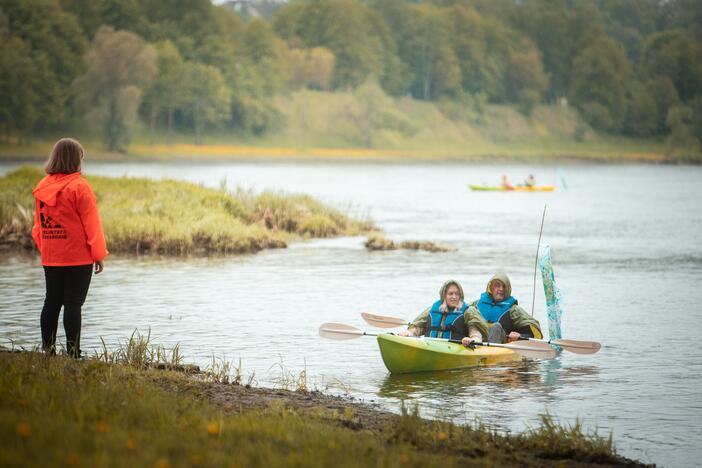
[399,280,487,343]
[468,273,543,343]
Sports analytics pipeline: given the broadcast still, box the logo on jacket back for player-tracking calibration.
[39,201,67,239]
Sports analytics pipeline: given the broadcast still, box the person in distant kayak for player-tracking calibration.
[501,174,514,190]
[524,174,536,187]
[399,280,487,343]
[468,273,542,343]
[32,138,108,358]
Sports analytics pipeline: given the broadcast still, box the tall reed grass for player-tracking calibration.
[0,167,373,255]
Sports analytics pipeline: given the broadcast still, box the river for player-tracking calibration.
[1,161,700,467]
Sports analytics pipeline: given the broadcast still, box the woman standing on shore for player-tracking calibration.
[31,138,108,357]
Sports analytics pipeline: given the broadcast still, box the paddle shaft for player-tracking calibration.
[361,312,599,354]
[320,322,552,356]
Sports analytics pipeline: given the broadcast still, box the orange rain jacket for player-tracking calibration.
[32,172,108,266]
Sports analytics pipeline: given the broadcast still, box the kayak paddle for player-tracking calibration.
[360,312,407,328]
[519,337,601,354]
[319,322,556,359]
[361,312,600,355]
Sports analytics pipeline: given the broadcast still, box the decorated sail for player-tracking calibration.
[539,243,563,340]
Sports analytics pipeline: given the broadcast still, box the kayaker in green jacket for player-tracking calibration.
[399,280,488,343]
[468,273,543,343]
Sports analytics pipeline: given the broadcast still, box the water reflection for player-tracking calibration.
[378,360,545,399]
[379,357,600,408]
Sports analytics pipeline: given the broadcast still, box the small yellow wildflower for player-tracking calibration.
[17,399,29,407]
[435,431,449,441]
[206,421,220,436]
[96,421,109,433]
[125,438,138,451]
[16,422,31,438]
[155,458,171,468]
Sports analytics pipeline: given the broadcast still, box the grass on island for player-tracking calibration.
[0,339,639,468]
[0,167,373,255]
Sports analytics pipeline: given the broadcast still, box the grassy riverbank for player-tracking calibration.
[0,348,647,467]
[0,167,372,255]
[1,92,697,163]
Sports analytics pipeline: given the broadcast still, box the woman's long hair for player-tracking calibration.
[45,138,85,174]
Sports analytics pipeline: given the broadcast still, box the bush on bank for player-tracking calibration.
[0,167,372,255]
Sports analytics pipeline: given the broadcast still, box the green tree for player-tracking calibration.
[623,82,658,136]
[448,6,523,101]
[404,4,461,99]
[506,44,549,113]
[142,41,185,143]
[0,38,46,141]
[644,77,680,133]
[571,37,631,131]
[181,62,231,144]
[3,0,87,129]
[241,18,284,96]
[284,47,336,91]
[641,30,702,102]
[74,26,157,151]
[272,0,388,89]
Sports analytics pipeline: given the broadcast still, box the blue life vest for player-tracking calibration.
[475,292,517,323]
[427,300,468,339]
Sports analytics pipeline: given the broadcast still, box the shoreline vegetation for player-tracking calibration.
[1,96,698,165]
[0,167,374,255]
[0,342,649,467]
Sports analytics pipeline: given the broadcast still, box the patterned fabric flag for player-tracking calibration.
[539,243,563,340]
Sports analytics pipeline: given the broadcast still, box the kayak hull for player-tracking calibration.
[377,334,520,374]
[469,185,555,192]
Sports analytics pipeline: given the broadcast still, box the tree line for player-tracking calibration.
[1,0,701,151]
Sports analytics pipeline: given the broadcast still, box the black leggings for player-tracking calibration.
[41,264,93,357]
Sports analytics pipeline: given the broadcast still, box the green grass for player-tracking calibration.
[0,348,643,467]
[0,167,373,255]
[2,90,694,163]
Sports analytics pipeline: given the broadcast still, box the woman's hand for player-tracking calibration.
[94,260,104,274]
[399,329,415,337]
[507,331,521,342]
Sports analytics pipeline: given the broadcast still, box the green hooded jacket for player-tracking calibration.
[468,273,543,339]
[409,280,490,340]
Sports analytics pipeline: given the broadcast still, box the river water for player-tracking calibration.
[1,161,701,467]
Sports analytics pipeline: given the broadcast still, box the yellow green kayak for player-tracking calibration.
[469,185,555,192]
[377,334,520,374]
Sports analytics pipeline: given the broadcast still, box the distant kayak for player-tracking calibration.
[469,184,556,192]
[377,334,519,374]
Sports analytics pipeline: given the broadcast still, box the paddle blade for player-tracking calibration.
[319,323,364,340]
[361,312,407,328]
[501,340,556,359]
[551,339,601,354]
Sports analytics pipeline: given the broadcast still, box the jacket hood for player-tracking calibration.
[439,279,464,301]
[486,272,512,297]
[32,172,82,207]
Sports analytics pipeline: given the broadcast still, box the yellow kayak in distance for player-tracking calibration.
[377,334,521,374]
[469,184,556,192]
